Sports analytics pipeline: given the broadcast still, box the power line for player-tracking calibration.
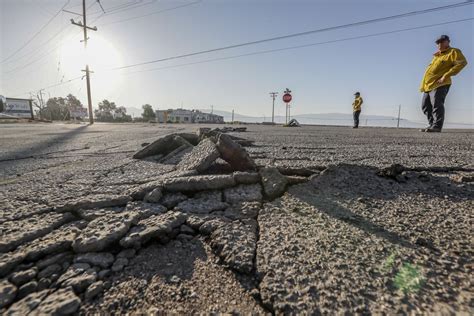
[91,0,157,19]
[1,0,71,64]
[114,1,473,70]
[118,18,473,76]
[10,76,83,98]
[98,0,202,26]
[16,17,470,97]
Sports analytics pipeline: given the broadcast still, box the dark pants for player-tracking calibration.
[422,85,450,129]
[353,110,361,127]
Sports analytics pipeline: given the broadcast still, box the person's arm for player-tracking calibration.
[439,49,468,82]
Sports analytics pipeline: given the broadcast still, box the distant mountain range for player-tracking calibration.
[123,107,471,129]
[199,109,421,128]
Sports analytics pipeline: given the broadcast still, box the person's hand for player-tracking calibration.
[437,76,446,84]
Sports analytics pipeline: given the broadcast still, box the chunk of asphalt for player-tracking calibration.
[177,138,220,173]
[216,133,256,171]
[133,134,192,159]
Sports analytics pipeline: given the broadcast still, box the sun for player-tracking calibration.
[59,34,122,96]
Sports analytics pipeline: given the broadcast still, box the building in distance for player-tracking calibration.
[155,109,224,124]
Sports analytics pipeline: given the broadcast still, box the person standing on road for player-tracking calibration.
[420,35,467,132]
[352,92,363,128]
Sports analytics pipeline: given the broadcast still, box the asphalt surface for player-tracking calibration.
[1,122,473,314]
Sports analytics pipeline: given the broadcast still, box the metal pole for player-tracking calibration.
[397,104,401,128]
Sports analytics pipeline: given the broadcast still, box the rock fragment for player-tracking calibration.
[36,252,74,270]
[9,268,37,286]
[74,253,115,269]
[224,183,262,204]
[286,175,309,185]
[33,287,81,315]
[120,211,187,248]
[84,281,104,300]
[0,213,75,253]
[128,170,197,200]
[260,167,288,199]
[0,280,17,309]
[177,138,220,172]
[199,217,230,235]
[160,192,188,208]
[37,264,62,279]
[62,271,97,294]
[57,264,91,285]
[175,198,228,214]
[125,201,167,220]
[117,249,136,259]
[5,290,48,315]
[216,133,256,171]
[0,251,26,278]
[223,202,261,220]
[111,258,128,272]
[233,171,261,184]
[143,187,162,203]
[17,281,38,299]
[133,134,192,159]
[19,221,84,262]
[55,194,130,213]
[163,174,236,192]
[72,211,141,253]
[210,219,258,274]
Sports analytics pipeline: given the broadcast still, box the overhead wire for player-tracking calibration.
[113,1,474,70]
[1,0,71,64]
[98,0,202,26]
[118,18,474,76]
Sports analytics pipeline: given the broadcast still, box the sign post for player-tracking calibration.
[282,88,292,125]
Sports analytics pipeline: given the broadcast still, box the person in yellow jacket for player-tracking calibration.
[420,35,467,132]
[352,92,363,128]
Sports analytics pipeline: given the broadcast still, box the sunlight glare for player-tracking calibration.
[59,35,122,96]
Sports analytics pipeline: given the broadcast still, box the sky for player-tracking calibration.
[1,0,473,125]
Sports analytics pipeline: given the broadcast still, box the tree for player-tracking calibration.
[114,106,132,122]
[95,99,117,122]
[95,100,132,122]
[65,94,86,120]
[43,97,69,120]
[33,93,84,120]
[142,104,155,121]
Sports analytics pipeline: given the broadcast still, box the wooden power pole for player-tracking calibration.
[397,104,401,128]
[71,0,97,124]
[269,92,278,124]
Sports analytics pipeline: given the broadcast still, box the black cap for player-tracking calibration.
[354,92,360,95]
[435,35,450,44]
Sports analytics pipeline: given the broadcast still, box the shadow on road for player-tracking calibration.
[289,183,417,249]
[0,125,89,162]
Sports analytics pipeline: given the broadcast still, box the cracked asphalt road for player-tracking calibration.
[1,123,473,314]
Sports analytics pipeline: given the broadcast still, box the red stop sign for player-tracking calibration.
[283,93,292,103]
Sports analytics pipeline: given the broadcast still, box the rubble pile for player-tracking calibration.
[0,128,318,314]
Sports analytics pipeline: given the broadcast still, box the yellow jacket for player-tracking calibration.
[352,96,363,112]
[420,47,467,92]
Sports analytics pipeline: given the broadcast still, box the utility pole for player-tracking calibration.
[231,109,234,124]
[397,104,401,128]
[269,92,278,124]
[71,0,97,124]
